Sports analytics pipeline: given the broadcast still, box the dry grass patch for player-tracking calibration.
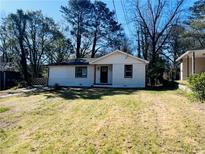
[0,88,205,153]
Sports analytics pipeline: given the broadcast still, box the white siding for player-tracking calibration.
[92,52,146,88]
[112,64,145,88]
[92,52,145,64]
[48,65,94,87]
[48,51,147,88]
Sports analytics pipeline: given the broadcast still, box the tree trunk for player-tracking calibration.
[137,30,141,58]
[32,62,38,78]
[19,38,29,83]
[76,33,81,58]
[91,31,97,58]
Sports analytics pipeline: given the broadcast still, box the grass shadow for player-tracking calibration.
[145,82,179,91]
[22,82,179,100]
[24,88,139,100]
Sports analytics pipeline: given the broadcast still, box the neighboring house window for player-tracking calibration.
[124,65,133,78]
[75,66,87,78]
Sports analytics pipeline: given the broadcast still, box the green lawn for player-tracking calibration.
[0,88,205,153]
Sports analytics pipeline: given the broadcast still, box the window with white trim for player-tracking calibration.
[124,65,133,78]
[75,66,87,78]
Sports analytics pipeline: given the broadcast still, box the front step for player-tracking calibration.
[93,84,113,88]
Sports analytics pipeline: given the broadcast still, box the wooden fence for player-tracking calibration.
[0,71,21,90]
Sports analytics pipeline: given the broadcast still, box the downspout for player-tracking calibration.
[3,71,6,90]
[192,52,196,75]
[47,66,50,87]
[94,65,96,85]
[187,55,189,78]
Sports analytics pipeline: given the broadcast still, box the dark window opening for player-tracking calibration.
[124,65,133,78]
[75,66,87,78]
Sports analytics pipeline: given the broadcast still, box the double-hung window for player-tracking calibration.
[75,66,87,78]
[124,65,133,78]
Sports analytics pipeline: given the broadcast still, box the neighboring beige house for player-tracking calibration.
[48,50,149,88]
[177,49,205,80]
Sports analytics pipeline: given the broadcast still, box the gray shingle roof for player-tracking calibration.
[48,58,97,66]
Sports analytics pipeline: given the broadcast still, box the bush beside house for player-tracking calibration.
[188,72,205,101]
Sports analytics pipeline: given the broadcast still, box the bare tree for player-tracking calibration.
[136,23,150,60]
[0,20,9,63]
[7,10,29,82]
[25,11,60,78]
[135,0,185,84]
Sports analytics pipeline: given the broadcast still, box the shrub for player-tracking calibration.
[162,80,178,89]
[188,72,205,101]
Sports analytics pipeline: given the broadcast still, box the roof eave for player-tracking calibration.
[90,50,149,64]
[176,49,205,62]
[47,63,89,66]
[176,51,190,62]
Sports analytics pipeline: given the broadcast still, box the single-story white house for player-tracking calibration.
[176,49,205,80]
[48,50,149,88]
